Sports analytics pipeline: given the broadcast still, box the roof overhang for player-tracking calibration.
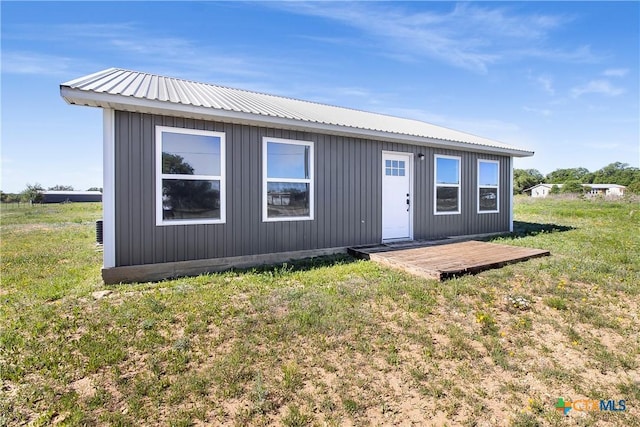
[61,86,535,158]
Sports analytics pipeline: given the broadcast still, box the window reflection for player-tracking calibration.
[435,155,461,214]
[436,157,459,184]
[264,138,313,220]
[479,188,498,211]
[162,132,221,176]
[385,160,405,176]
[267,142,310,179]
[266,182,310,217]
[157,126,225,225]
[162,179,221,220]
[436,187,459,212]
[478,160,499,212]
[479,162,498,186]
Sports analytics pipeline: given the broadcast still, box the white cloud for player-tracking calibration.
[275,2,592,73]
[2,21,273,82]
[536,75,555,95]
[603,68,629,77]
[1,52,75,76]
[515,44,598,64]
[571,80,625,97]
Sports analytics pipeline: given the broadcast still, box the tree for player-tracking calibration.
[549,184,561,195]
[8,193,21,203]
[591,162,640,186]
[627,180,640,194]
[48,185,74,191]
[561,180,587,194]
[1,191,21,203]
[160,153,220,219]
[21,183,45,204]
[546,167,592,184]
[87,187,103,192]
[513,168,544,194]
[163,153,194,175]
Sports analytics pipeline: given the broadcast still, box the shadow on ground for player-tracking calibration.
[493,221,575,240]
[234,253,359,274]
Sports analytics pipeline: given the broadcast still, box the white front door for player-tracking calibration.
[382,152,413,241]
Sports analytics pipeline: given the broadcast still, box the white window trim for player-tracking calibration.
[434,154,461,215]
[477,159,500,214]
[263,136,314,222]
[155,126,226,226]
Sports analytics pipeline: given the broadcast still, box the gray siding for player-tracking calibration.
[114,111,511,267]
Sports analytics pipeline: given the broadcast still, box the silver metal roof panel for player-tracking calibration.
[61,68,534,157]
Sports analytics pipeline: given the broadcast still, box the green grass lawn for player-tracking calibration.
[1,197,639,426]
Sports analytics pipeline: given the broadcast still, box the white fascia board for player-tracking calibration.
[509,157,514,233]
[61,87,535,158]
[102,108,116,268]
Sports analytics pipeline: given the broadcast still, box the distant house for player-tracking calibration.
[60,68,535,284]
[524,183,626,198]
[584,184,626,197]
[525,184,556,198]
[42,191,102,203]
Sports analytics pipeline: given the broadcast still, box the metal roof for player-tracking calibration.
[61,68,534,157]
[586,184,626,189]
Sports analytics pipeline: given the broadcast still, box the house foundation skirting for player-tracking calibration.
[102,247,349,284]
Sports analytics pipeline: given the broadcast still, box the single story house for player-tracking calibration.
[525,183,555,198]
[525,183,626,198]
[60,68,534,284]
[42,190,102,203]
[584,184,626,197]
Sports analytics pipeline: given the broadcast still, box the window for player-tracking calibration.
[478,160,499,213]
[263,137,314,221]
[385,159,406,176]
[156,126,225,225]
[434,155,461,214]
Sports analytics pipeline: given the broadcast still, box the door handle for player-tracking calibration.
[406,198,410,211]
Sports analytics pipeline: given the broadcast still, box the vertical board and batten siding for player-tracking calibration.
[114,111,511,267]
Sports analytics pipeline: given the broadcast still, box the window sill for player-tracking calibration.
[156,219,226,226]
[263,216,314,222]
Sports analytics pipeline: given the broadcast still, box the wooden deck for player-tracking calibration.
[349,240,550,280]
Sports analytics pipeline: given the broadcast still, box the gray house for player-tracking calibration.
[60,68,534,283]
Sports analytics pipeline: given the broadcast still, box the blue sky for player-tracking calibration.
[1,1,638,193]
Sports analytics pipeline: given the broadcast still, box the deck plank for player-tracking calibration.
[351,241,549,281]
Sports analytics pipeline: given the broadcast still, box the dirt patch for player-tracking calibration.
[71,377,96,400]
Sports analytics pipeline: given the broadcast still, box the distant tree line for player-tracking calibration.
[514,162,640,195]
[0,184,103,204]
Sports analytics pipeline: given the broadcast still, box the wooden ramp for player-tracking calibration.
[349,241,550,281]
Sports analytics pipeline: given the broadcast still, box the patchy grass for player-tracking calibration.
[1,197,639,426]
